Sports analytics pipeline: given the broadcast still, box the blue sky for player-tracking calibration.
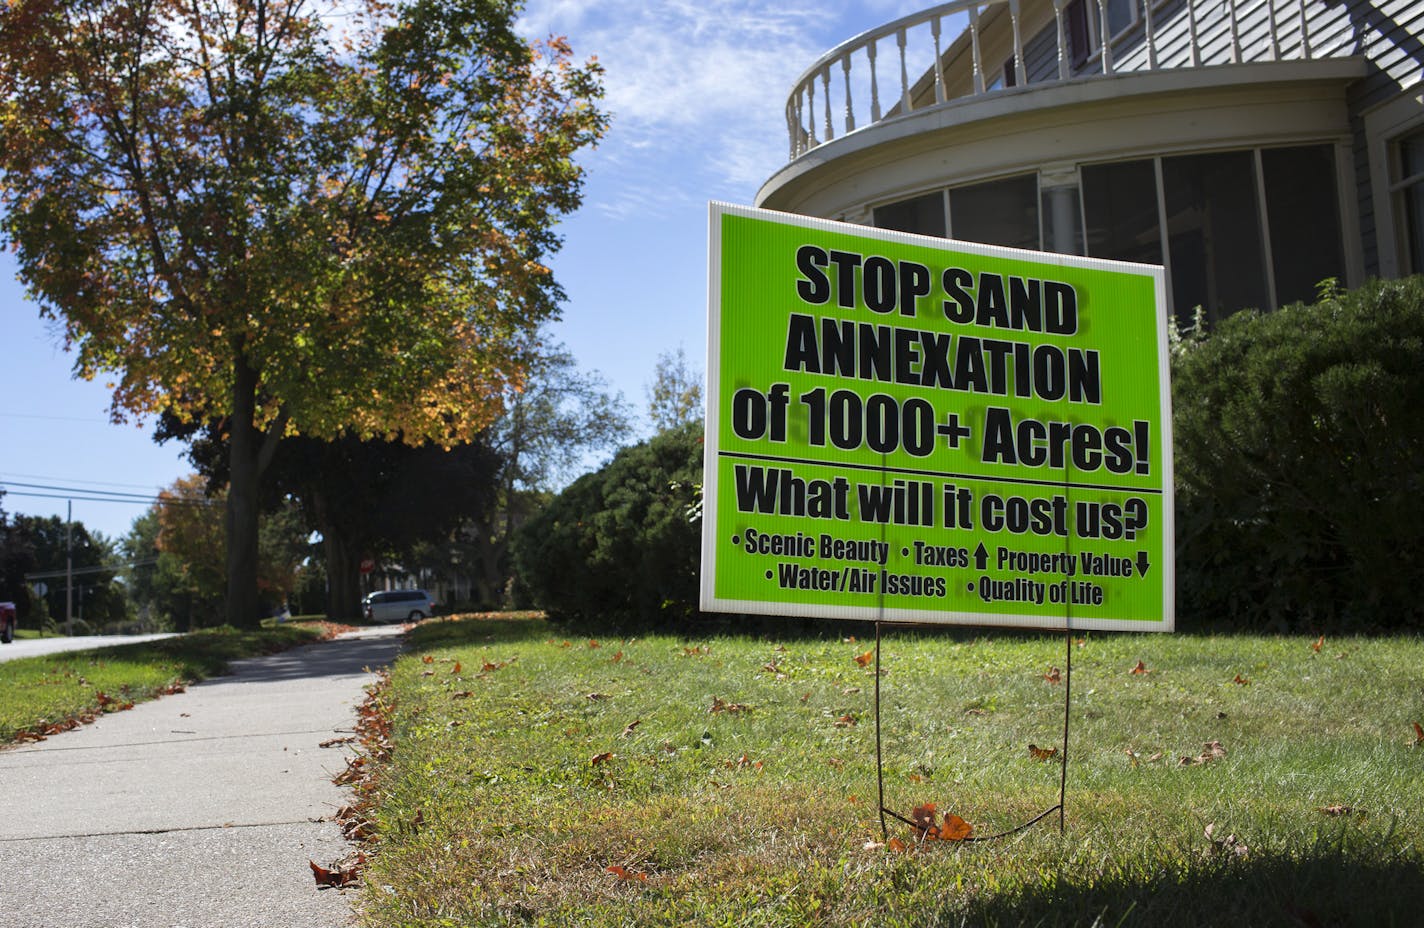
[0,1,925,541]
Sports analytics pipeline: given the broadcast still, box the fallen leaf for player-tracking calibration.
[938,813,973,841]
[834,713,858,727]
[605,865,647,882]
[621,720,641,737]
[421,655,434,664]
[309,859,360,888]
[911,803,973,841]
[1233,674,1250,685]
[588,640,601,649]
[1311,635,1324,653]
[319,736,356,748]
[1181,740,1227,766]
[1028,743,1060,762]
[709,696,750,714]
[1411,721,1423,746]
[887,837,907,852]
[853,650,874,668]
[590,751,614,766]
[1043,667,1061,684]
[450,662,461,674]
[586,692,610,700]
[1204,823,1248,858]
[611,650,624,663]
[1130,660,1148,675]
[1318,805,1366,818]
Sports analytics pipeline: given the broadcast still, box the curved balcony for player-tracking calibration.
[784,0,1361,160]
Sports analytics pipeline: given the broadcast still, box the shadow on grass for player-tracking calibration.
[950,832,1424,928]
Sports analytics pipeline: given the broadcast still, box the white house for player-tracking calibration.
[757,0,1423,326]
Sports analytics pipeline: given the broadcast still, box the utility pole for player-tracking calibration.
[66,500,73,637]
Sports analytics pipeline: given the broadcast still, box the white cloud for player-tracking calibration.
[520,0,836,214]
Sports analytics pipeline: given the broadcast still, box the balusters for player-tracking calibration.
[1010,0,1026,85]
[1054,0,1069,80]
[1228,0,1242,62]
[898,27,911,113]
[970,5,985,94]
[932,15,946,103]
[842,56,856,133]
[1144,0,1158,69]
[1266,0,1280,60]
[1299,0,1312,58]
[868,39,882,122]
[1188,0,1201,66]
[1097,0,1113,74]
[821,66,833,141]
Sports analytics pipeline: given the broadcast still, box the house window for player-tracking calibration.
[1082,159,1162,266]
[949,174,1041,250]
[1082,145,1346,324]
[1262,145,1345,305]
[1395,128,1424,274]
[1162,151,1269,324]
[1105,0,1141,38]
[1065,0,1092,68]
[872,192,946,238]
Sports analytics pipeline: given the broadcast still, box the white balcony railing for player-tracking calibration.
[785,0,1351,159]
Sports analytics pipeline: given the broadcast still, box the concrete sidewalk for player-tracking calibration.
[0,626,405,928]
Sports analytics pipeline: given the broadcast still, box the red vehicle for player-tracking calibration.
[0,601,15,644]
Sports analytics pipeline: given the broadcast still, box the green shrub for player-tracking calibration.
[512,423,704,629]
[1171,277,1424,628]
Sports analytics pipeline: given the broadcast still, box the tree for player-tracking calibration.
[646,347,704,433]
[7,514,125,630]
[151,475,308,625]
[467,346,629,605]
[0,0,607,626]
[513,422,703,628]
[0,490,37,618]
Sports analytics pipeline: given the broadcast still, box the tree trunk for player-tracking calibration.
[225,356,265,629]
[324,527,363,621]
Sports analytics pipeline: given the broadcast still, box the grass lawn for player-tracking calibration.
[0,624,328,743]
[357,614,1424,927]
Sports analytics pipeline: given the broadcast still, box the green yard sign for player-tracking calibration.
[701,203,1173,632]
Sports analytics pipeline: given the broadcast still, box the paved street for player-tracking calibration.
[0,633,179,664]
[0,626,405,928]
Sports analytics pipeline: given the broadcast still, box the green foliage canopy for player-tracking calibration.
[0,0,607,625]
[513,422,703,628]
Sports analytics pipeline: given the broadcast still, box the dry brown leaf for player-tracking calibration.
[309,858,360,888]
[1028,743,1060,762]
[1129,660,1148,675]
[1043,667,1061,684]
[590,751,614,766]
[853,649,874,668]
[605,865,647,882]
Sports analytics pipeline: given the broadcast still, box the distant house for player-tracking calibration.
[757,0,1423,325]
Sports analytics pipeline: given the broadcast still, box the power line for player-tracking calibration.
[0,471,170,491]
[0,481,216,508]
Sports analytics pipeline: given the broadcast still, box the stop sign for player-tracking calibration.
[359,557,375,575]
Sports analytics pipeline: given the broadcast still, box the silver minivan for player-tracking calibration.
[362,589,436,623]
